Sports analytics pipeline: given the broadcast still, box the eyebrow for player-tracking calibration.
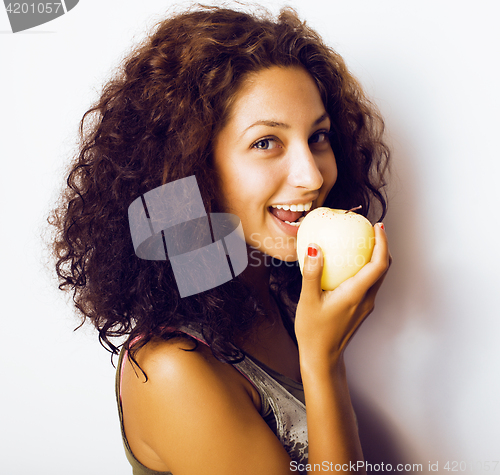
[242,112,330,135]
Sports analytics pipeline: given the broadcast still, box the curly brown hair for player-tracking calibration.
[49,4,390,360]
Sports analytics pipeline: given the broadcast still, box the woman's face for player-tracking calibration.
[213,66,337,262]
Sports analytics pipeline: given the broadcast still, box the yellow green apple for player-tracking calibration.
[296,207,375,290]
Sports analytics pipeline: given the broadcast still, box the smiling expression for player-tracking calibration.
[213,66,338,262]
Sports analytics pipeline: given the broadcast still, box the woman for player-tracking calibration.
[50,5,391,474]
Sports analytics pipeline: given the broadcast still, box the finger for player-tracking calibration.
[372,222,391,270]
[343,222,390,293]
[299,243,324,304]
[365,257,390,301]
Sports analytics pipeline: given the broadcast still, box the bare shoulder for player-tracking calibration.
[122,336,260,407]
[120,336,293,474]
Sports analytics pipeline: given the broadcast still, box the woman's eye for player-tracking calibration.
[253,138,280,150]
[309,131,329,144]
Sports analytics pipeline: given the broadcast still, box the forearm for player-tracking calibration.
[300,353,365,474]
[295,225,389,473]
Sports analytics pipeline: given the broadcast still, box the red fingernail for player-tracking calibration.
[308,246,318,257]
[379,223,385,230]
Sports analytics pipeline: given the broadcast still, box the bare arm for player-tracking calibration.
[120,223,389,475]
[121,338,294,475]
[295,223,391,472]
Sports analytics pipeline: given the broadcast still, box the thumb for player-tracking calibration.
[300,243,324,302]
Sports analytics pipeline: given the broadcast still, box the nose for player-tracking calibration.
[287,143,324,191]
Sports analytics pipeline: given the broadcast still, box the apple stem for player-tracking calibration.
[346,205,362,213]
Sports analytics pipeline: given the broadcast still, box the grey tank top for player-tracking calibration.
[115,327,308,474]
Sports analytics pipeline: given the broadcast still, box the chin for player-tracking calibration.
[246,243,298,267]
[268,248,299,263]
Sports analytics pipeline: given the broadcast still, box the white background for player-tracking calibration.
[1,1,499,473]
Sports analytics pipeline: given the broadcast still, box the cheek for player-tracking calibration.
[232,165,277,202]
[214,159,245,207]
[321,155,338,190]
[217,165,269,216]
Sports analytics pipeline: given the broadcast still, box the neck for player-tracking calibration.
[240,247,278,321]
[238,247,301,382]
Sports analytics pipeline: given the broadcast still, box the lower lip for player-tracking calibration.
[268,208,301,236]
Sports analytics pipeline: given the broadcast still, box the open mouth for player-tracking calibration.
[268,202,313,228]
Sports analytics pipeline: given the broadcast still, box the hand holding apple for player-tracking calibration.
[296,207,375,290]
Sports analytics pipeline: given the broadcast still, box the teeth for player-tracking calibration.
[285,216,307,227]
[271,201,313,211]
